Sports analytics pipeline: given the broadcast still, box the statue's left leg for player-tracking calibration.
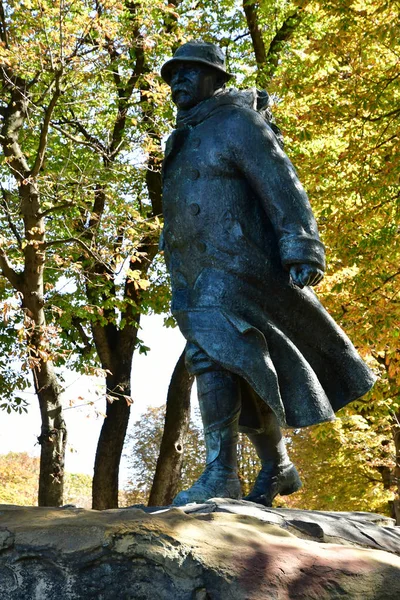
[244,405,302,506]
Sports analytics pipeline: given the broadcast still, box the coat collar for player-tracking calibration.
[163,89,258,174]
[176,88,257,129]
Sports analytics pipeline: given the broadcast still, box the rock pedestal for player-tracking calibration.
[1,499,399,599]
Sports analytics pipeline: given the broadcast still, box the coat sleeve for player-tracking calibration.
[227,108,325,271]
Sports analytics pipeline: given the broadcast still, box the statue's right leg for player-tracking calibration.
[172,345,241,506]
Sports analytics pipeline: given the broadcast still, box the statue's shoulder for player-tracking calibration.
[213,103,264,127]
[215,104,277,149]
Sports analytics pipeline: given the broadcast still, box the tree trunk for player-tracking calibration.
[148,351,194,506]
[92,365,132,510]
[393,410,400,525]
[0,81,67,507]
[21,177,67,507]
[35,363,67,506]
[26,286,66,507]
[243,0,305,86]
[83,3,164,511]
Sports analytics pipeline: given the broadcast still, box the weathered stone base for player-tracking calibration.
[1,500,399,599]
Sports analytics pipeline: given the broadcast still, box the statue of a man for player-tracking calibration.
[160,41,376,506]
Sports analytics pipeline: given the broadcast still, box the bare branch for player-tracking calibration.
[163,0,183,39]
[354,270,400,304]
[105,37,122,91]
[0,64,28,92]
[27,70,41,90]
[145,147,162,217]
[65,45,97,62]
[31,73,62,177]
[64,10,100,63]
[372,133,398,152]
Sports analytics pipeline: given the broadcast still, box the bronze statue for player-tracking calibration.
[160,41,376,506]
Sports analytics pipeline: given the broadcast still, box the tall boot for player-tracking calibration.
[244,407,302,506]
[173,370,242,506]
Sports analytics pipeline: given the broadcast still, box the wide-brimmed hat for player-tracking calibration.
[161,40,234,84]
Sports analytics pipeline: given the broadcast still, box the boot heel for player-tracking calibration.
[279,480,302,496]
[244,463,302,506]
[278,466,302,496]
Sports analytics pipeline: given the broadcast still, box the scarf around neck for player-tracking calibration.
[174,87,284,150]
[176,88,258,129]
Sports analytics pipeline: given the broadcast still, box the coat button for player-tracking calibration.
[197,241,206,253]
[188,168,200,180]
[189,203,200,215]
[192,137,201,148]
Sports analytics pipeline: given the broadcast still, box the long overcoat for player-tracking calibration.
[161,93,376,429]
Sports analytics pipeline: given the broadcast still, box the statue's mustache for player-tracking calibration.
[172,85,191,94]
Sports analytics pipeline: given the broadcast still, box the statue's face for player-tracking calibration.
[169,62,220,109]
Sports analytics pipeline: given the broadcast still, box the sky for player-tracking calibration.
[0,314,188,484]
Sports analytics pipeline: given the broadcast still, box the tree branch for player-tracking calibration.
[232,31,250,43]
[0,247,23,290]
[264,7,304,82]
[71,316,92,354]
[39,201,73,218]
[90,320,116,373]
[354,270,400,303]
[105,37,122,91]
[0,83,31,182]
[0,186,22,248]
[362,107,400,123]
[108,3,149,159]
[45,236,106,266]
[243,1,306,86]
[33,78,56,109]
[145,146,163,217]
[30,73,62,177]
[372,133,398,152]
[58,112,107,155]
[368,271,400,296]
[243,0,267,70]
[87,184,106,233]
[50,122,107,155]
[0,0,9,49]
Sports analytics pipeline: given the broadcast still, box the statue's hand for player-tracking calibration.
[289,263,324,288]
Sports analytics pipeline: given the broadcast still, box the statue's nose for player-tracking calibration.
[170,71,183,86]
[170,65,190,86]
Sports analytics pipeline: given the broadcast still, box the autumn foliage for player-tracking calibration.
[0,1,398,515]
[0,452,92,507]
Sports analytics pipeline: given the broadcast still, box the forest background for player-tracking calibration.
[0,0,399,520]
